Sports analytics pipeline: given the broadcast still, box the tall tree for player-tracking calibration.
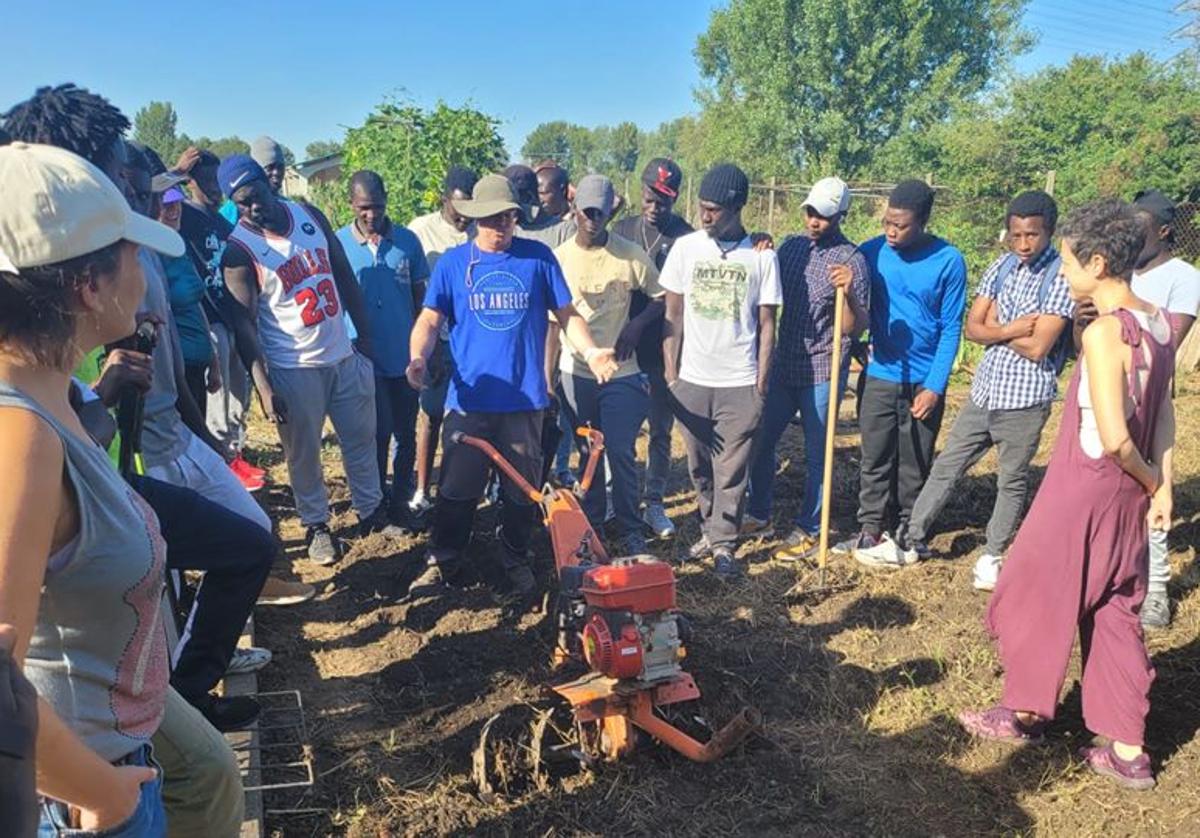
[694,0,1030,178]
[133,101,182,163]
[333,98,506,226]
[305,139,343,160]
[522,121,576,169]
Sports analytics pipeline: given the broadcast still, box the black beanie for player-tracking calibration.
[699,163,749,209]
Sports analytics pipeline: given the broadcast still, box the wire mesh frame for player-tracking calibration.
[229,690,315,793]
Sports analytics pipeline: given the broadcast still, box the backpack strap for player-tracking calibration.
[991,252,1020,300]
[1035,255,1063,309]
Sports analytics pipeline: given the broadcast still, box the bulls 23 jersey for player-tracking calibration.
[227,201,353,368]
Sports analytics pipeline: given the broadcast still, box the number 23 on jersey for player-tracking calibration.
[297,278,340,327]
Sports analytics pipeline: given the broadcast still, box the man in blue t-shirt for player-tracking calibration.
[849,180,967,568]
[405,174,617,604]
[336,170,431,531]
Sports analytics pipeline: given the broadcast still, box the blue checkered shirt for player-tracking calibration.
[970,247,1076,411]
[773,232,870,388]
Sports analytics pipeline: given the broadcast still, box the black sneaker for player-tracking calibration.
[358,506,406,539]
[388,504,426,535]
[502,565,539,615]
[306,524,341,566]
[713,548,743,581]
[191,694,261,732]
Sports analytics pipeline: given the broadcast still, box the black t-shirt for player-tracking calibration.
[613,213,694,371]
[179,201,235,325]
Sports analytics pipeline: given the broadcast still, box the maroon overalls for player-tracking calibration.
[986,309,1173,746]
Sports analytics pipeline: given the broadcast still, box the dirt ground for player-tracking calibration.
[248,370,1200,837]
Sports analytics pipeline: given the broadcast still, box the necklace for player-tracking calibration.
[715,238,741,260]
[640,218,665,256]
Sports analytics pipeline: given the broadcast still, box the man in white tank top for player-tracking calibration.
[218,155,403,563]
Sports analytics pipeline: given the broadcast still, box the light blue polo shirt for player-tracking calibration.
[335,219,430,378]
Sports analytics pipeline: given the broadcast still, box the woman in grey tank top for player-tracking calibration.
[0,142,185,835]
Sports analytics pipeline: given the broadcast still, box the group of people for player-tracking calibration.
[0,79,1194,837]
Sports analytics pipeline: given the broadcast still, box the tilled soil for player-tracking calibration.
[252,374,1200,837]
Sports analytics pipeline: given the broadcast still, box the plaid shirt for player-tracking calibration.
[970,247,1076,411]
[773,232,870,387]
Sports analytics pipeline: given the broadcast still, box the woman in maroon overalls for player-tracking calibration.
[959,199,1175,790]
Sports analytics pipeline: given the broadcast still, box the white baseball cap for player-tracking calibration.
[802,176,851,218]
[0,142,184,275]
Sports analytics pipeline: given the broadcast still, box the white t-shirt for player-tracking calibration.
[658,230,782,387]
[1131,257,1200,318]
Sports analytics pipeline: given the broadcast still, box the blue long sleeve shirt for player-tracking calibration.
[860,235,967,395]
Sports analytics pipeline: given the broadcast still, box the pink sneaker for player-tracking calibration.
[958,706,1046,744]
[1079,742,1155,790]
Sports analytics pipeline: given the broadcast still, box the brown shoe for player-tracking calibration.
[257,575,315,607]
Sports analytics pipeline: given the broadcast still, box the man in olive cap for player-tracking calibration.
[406,174,617,605]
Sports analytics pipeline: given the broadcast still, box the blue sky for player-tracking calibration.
[1,0,1190,163]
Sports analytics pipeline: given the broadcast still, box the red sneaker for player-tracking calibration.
[231,454,266,480]
[230,459,265,493]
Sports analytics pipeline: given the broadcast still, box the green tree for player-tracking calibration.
[133,101,183,163]
[330,97,506,226]
[188,136,251,160]
[522,120,574,168]
[694,0,1030,178]
[305,139,343,160]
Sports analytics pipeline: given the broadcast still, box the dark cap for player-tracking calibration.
[443,165,478,197]
[502,164,537,195]
[1133,188,1176,226]
[699,163,749,209]
[642,158,682,199]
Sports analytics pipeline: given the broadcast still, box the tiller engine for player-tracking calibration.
[452,427,761,763]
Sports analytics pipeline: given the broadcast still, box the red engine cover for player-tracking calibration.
[582,613,644,679]
[580,557,675,613]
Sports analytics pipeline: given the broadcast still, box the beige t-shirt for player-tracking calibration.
[554,233,662,380]
[408,210,468,274]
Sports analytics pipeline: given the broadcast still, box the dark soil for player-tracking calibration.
[251,373,1200,837]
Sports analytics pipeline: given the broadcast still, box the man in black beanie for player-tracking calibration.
[661,163,782,579]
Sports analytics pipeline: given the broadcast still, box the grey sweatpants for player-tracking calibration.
[269,353,382,526]
[670,379,763,550]
[206,321,250,452]
[908,398,1051,556]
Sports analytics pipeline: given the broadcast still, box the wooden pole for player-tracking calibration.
[1045,169,1057,196]
[817,284,846,586]
[685,175,693,226]
[767,176,777,237]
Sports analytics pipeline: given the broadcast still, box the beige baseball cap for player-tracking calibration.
[0,141,184,274]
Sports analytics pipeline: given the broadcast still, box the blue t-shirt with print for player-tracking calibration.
[336,221,430,378]
[426,237,572,413]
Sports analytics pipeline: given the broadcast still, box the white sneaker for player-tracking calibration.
[853,533,916,570]
[225,646,272,676]
[973,554,1002,592]
[408,490,432,515]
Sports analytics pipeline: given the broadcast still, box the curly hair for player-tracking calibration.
[1059,199,1144,281]
[0,243,123,368]
[2,84,130,172]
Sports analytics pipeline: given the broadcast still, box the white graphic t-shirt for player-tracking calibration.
[658,230,782,387]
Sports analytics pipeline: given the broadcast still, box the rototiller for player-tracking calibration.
[453,427,761,764]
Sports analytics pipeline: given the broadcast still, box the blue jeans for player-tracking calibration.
[747,377,840,535]
[560,374,648,536]
[39,744,166,837]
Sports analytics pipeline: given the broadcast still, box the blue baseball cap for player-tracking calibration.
[218,154,268,198]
